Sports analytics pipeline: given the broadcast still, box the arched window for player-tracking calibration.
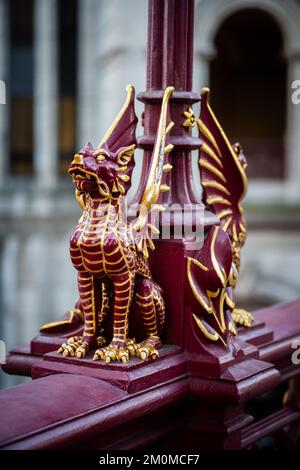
[9,0,33,175]
[7,0,78,179]
[210,9,286,179]
[58,0,78,174]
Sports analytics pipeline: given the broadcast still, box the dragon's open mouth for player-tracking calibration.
[69,167,110,197]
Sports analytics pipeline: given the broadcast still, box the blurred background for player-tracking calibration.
[0,0,300,388]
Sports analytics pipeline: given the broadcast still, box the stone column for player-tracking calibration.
[0,0,8,186]
[286,53,300,201]
[33,0,58,188]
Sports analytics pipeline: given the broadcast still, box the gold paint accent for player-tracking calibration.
[148,237,155,251]
[239,222,246,234]
[207,197,231,206]
[202,181,230,196]
[192,313,226,346]
[187,257,212,313]
[133,86,174,233]
[115,286,131,294]
[197,120,221,157]
[206,288,220,298]
[211,227,227,287]
[96,154,106,162]
[163,163,173,173]
[99,85,135,148]
[117,166,128,172]
[39,311,75,332]
[222,216,233,232]
[118,174,130,182]
[116,144,136,166]
[136,293,151,300]
[189,257,209,272]
[166,121,174,134]
[201,143,223,168]
[229,322,237,335]
[218,289,227,332]
[160,184,170,192]
[72,153,83,164]
[75,190,86,211]
[115,278,131,287]
[164,144,174,153]
[106,246,122,256]
[104,257,124,265]
[183,107,196,130]
[231,308,254,327]
[199,159,227,183]
[225,291,235,309]
[218,209,233,219]
[117,180,125,195]
[232,223,238,243]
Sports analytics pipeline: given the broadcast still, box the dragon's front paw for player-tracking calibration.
[93,344,129,363]
[75,341,89,358]
[232,308,254,327]
[58,336,89,358]
[135,336,161,361]
[93,338,137,363]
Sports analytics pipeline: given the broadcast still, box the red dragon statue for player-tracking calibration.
[40,85,254,361]
[44,86,174,363]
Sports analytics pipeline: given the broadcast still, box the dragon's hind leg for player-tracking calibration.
[134,279,165,360]
[58,272,100,358]
[93,274,134,363]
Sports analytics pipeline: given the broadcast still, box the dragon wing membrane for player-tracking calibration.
[197,88,247,243]
[133,87,175,258]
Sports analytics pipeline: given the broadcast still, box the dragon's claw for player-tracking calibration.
[93,339,139,363]
[134,337,161,361]
[58,336,89,358]
[93,344,130,363]
[232,308,254,327]
[135,344,159,361]
[75,341,89,358]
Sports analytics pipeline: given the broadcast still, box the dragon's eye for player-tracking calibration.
[96,154,106,163]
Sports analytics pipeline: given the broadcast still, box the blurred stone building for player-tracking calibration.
[1,0,300,387]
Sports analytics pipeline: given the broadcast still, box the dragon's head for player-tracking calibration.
[68,85,138,199]
[68,142,135,198]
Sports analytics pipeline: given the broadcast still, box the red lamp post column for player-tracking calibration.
[134,0,217,346]
[136,0,218,215]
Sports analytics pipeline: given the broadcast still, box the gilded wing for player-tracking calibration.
[197,88,248,245]
[133,86,174,258]
[186,225,237,347]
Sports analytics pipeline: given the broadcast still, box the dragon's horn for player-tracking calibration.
[134,86,174,232]
[98,85,138,152]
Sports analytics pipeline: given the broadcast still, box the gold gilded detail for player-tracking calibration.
[183,107,196,130]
